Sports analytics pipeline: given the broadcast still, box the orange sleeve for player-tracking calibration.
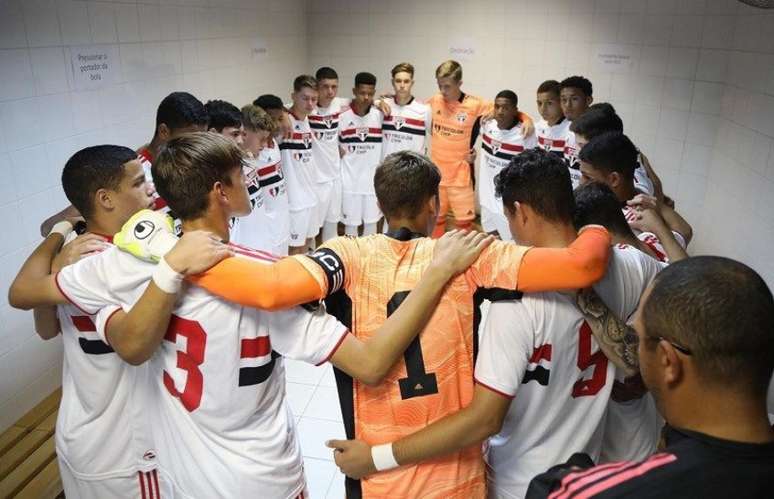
[516,226,611,293]
[187,256,325,311]
[479,99,494,117]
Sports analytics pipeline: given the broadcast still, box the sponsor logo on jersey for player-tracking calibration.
[347,144,357,153]
[292,152,303,161]
[143,450,157,461]
[314,131,324,140]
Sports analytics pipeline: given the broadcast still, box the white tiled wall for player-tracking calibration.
[0,0,308,431]
[308,0,774,284]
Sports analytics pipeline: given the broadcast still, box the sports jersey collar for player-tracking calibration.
[665,426,774,456]
[138,147,153,163]
[88,232,114,243]
[385,227,426,241]
[394,96,414,106]
[458,92,466,103]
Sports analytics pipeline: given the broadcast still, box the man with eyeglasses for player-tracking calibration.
[528,256,774,499]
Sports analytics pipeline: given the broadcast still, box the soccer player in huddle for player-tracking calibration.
[559,76,594,186]
[478,90,537,241]
[339,72,384,236]
[119,148,613,498]
[382,62,432,157]
[326,149,663,499]
[10,132,494,498]
[205,99,245,148]
[535,79,571,158]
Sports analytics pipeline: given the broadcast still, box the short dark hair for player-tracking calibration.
[155,92,208,133]
[253,94,284,111]
[495,90,518,107]
[643,256,774,395]
[570,106,624,138]
[573,182,635,237]
[374,151,441,219]
[355,72,377,87]
[204,100,242,132]
[152,132,244,220]
[315,66,339,81]
[589,102,617,115]
[494,148,574,223]
[578,132,638,180]
[537,79,561,97]
[560,76,593,97]
[293,75,318,92]
[61,145,138,219]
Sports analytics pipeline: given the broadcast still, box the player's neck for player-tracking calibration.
[147,135,165,159]
[85,215,120,239]
[497,117,519,130]
[667,390,774,444]
[530,221,577,248]
[395,93,412,106]
[548,115,565,126]
[444,90,462,103]
[289,105,308,120]
[318,96,333,108]
[181,215,231,243]
[351,101,370,116]
[620,184,638,204]
[386,217,427,237]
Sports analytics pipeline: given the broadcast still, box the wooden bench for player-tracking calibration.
[0,389,63,499]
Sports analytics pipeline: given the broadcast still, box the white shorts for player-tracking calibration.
[342,193,381,226]
[289,208,317,247]
[314,178,342,228]
[59,460,185,499]
[480,206,512,241]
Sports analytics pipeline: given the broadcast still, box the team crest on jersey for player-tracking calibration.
[456,112,467,123]
[542,138,553,150]
[324,117,334,128]
[491,140,502,155]
[302,133,312,148]
[394,116,405,129]
[356,127,369,141]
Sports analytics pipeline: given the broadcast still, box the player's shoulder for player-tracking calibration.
[228,242,281,263]
[610,245,664,278]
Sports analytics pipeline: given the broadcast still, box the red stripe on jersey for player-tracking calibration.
[340,127,383,137]
[529,343,553,363]
[153,197,168,210]
[474,377,515,400]
[257,163,279,177]
[384,116,425,127]
[315,330,350,366]
[572,454,678,499]
[139,471,147,499]
[483,133,525,152]
[228,242,280,261]
[241,336,272,358]
[71,315,96,332]
[54,272,93,315]
[538,136,566,148]
[152,469,160,498]
[309,112,341,121]
[641,235,667,262]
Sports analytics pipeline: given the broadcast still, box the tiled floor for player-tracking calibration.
[285,359,347,498]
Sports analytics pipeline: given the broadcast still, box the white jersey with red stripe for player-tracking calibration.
[279,113,319,211]
[475,246,661,498]
[56,244,348,499]
[637,231,686,264]
[309,97,349,183]
[255,139,289,254]
[381,97,431,157]
[479,119,537,213]
[535,117,571,158]
[231,155,273,253]
[55,232,158,486]
[563,128,583,188]
[339,107,384,195]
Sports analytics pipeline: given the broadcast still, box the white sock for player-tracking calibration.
[363,223,377,235]
[345,225,359,236]
[322,222,338,241]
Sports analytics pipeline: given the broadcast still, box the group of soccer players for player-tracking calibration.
[5,57,772,499]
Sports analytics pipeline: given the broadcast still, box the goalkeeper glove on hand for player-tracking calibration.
[114,209,178,263]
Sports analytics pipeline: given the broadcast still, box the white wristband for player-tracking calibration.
[49,221,73,238]
[152,257,184,294]
[371,443,399,472]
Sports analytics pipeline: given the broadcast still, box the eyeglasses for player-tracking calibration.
[647,335,693,356]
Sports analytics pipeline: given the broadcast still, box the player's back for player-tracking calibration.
[480,293,615,499]
[55,235,155,479]
[320,232,526,499]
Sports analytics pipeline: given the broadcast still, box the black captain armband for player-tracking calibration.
[306,247,345,295]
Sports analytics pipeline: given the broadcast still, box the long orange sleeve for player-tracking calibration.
[187,256,324,310]
[516,226,611,293]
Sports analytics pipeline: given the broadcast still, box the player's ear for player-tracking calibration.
[586,96,594,107]
[609,172,622,189]
[94,188,114,211]
[157,123,171,141]
[659,342,683,387]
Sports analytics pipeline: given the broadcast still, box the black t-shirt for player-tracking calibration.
[527,426,774,498]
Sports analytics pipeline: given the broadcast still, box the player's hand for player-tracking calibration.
[165,231,233,276]
[51,234,110,273]
[626,193,658,212]
[519,111,535,137]
[431,229,495,277]
[114,209,178,263]
[326,439,377,479]
[281,109,293,140]
[628,207,667,234]
[375,98,392,117]
[465,148,476,165]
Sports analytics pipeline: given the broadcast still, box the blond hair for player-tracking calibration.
[391,62,415,78]
[435,60,462,81]
[241,104,276,134]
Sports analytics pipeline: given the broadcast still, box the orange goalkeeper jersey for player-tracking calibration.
[427,93,492,187]
[296,229,532,499]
